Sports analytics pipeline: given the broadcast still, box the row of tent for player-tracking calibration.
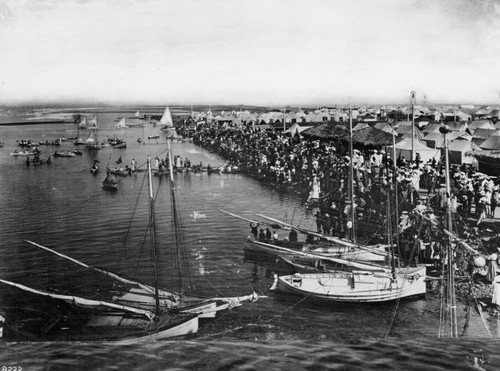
[285,119,500,166]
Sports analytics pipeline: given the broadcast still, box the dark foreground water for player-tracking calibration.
[0,110,499,370]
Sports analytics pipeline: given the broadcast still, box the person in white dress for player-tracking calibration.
[491,274,500,308]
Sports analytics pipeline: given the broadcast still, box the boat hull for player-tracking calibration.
[2,306,198,342]
[247,239,387,263]
[274,266,426,303]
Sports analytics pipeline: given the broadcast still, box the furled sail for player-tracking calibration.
[0,278,156,320]
[24,240,180,303]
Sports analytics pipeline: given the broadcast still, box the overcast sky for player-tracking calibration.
[0,0,499,106]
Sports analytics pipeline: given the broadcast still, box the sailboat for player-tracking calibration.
[84,127,100,150]
[269,194,426,303]
[112,149,258,317]
[84,115,100,150]
[2,152,257,339]
[159,106,178,139]
[0,156,200,341]
[270,100,426,303]
[115,118,128,128]
[77,115,88,129]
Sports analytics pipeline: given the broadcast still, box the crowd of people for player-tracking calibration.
[192,121,500,272]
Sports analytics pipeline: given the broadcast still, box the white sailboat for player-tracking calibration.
[270,100,427,303]
[84,126,100,149]
[115,118,128,128]
[159,106,178,138]
[87,114,98,128]
[77,115,88,128]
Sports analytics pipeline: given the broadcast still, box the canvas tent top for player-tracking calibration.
[283,123,312,137]
[472,128,497,139]
[352,123,370,131]
[448,139,481,165]
[387,137,440,163]
[479,130,500,150]
[469,120,496,131]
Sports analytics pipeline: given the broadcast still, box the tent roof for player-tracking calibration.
[351,127,394,146]
[389,137,435,151]
[283,123,312,135]
[479,133,500,150]
[448,140,482,152]
[469,120,496,130]
[374,122,397,135]
[472,128,497,139]
[302,123,348,139]
[422,123,442,133]
[352,123,370,131]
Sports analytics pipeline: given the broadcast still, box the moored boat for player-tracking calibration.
[271,265,426,303]
[54,150,76,158]
[102,176,118,191]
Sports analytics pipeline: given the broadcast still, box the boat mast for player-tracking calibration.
[391,119,400,266]
[386,152,396,277]
[348,98,356,242]
[411,91,416,161]
[440,124,458,337]
[147,156,161,314]
[167,142,186,294]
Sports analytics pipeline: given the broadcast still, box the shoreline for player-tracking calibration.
[0,120,73,126]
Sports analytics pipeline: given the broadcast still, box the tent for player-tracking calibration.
[352,123,370,131]
[423,131,463,149]
[283,123,312,138]
[422,123,443,134]
[479,130,500,150]
[387,138,440,164]
[448,140,481,165]
[469,120,496,131]
[374,122,397,135]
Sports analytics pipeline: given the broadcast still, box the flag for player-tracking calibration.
[115,156,122,164]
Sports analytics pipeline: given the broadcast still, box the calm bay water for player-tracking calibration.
[0,111,499,370]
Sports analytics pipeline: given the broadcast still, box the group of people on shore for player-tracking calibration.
[193,121,499,270]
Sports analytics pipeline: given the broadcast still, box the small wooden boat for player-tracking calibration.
[90,160,99,174]
[10,150,39,156]
[54,151,76,158]
[148,135,160,140]
[108,168,131,176]
[73,149,83,155]
[102,177,118,191]
[272,265,426,303]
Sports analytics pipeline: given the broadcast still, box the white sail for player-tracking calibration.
[78,115,88,128]
[135,110,141,117]
[115,118,128,128]
[87,114,98,128]
[159,106,174,128]
[85,127,98,145]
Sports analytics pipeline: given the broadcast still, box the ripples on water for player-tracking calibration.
[0,112,499,370]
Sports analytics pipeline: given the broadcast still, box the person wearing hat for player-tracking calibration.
[265,228,272,242]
